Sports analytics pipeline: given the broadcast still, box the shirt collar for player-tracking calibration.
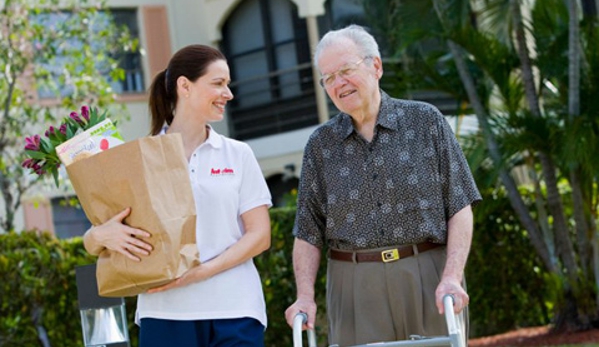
[204,125,223,148]
[336,90,399,139]
[159,124,223,149]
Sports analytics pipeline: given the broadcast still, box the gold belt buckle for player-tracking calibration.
[381,249,400,263]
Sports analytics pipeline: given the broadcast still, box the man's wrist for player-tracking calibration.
[297,293,315,301]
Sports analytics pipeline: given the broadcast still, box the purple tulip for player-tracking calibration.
[44,126,56,137]
[81,105,90,121]
[24,134,41,151]
[59,123,67,135]
[21,158,35,168]
[70,111,82,123]
[32,162,44,175]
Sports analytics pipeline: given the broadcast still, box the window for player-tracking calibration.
[222,0,319,140]
[34,8,144,99]
[51,197,91,239]
[320,0,367,32]
[109,9,145,94]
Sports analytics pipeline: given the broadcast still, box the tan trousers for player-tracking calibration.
[326,246,468,346]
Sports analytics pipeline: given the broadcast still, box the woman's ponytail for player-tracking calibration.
[148,69,175,135]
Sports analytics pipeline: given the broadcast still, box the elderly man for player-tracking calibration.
[285,24,481,346]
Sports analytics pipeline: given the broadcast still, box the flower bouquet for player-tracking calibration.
[22,106,122,186]
[22,105,199,297]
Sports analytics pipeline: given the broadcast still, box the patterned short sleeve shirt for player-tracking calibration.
[293,91,482,251]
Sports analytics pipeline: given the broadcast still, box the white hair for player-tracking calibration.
[314,24,380,67]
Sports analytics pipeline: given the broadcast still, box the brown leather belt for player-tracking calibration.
[329,242,442,263]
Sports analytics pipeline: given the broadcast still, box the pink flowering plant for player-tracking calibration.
[22,105,109,186]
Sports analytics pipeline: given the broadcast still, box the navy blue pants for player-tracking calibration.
[139,317,265,347]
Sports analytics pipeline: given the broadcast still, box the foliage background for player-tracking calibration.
[363,0,599,330]
[0,199,552,346]
[0,0,135,233]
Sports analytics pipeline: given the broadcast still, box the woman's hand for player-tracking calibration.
[83,207,153,261]
[146,262,212,294]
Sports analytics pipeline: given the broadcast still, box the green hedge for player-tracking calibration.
[257,207,328,346]
[466,187,554,336]
[0,208,323,347]
[0,201,552,346]
[0,231,94,346]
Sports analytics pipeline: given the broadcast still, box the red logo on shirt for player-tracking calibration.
[210,168,235,176]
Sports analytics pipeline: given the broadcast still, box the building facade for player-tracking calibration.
[20,0,479,237]
[21,0,367,236]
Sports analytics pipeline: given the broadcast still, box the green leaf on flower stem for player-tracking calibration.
[98,109,110,124]
[25,150,46,160]
[66,125,75,139]
[49,137,63,147]
[39,137,54,154]
[52,170,60,188]
[88,108,98,125]
[68,121,80,134]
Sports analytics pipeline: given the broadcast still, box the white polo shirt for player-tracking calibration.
[136,126,272,327]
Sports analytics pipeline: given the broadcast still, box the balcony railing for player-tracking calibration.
[227,60,460,141]
[228,62,320,140]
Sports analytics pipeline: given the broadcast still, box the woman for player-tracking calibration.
[83,45,272,347]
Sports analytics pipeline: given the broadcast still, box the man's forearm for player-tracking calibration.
[442,205,473,282]
[293,238,321,299]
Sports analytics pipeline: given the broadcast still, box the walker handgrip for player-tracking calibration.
[293,312,317,347]
[442,295,465,347]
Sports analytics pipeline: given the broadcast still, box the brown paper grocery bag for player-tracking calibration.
[66,133,199,297]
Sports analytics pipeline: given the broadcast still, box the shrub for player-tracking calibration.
[0,231,94,346]
[0,203,554,346]
[0,208,319,347]
[467,187,553,336]
[258,207,328,346]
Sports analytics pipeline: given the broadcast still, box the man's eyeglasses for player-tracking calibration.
[319,56,372,88]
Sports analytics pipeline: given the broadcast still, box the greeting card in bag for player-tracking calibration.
[55,118,124,165]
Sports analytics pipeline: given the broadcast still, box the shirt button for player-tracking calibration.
[377,202,382,207]
[373,173,378,180]
[191,169,195,173]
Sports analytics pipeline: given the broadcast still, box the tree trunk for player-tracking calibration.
[0,170,15,233]
[0,35,18,234]
[511,0,579,283]
[567,0,592,275]
[527,158,559,269]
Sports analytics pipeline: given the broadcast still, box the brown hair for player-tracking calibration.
[148,44,227,135]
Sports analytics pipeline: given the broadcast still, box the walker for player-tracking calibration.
[293,295,466,347]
